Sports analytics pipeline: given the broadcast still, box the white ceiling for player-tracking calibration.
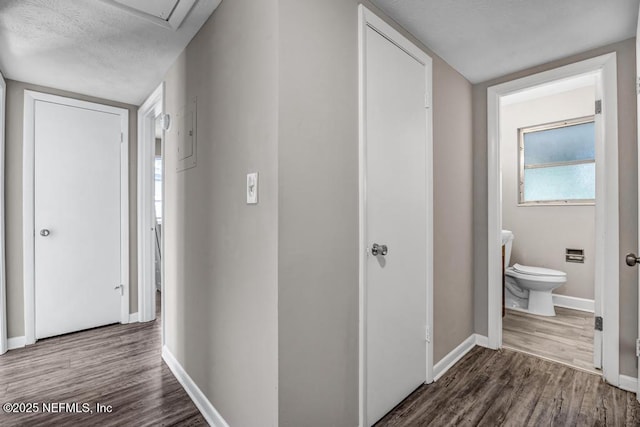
[0,0,221,106]
[1,1,637,105]
[114,0,179,20]
[372,0,640,83]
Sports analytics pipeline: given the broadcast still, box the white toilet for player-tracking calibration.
[502,230,567,316]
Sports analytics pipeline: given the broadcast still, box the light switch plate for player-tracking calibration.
[247,172,258,204]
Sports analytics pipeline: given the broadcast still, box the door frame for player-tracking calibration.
[137,82,165,326]
[22,90,130,345]
[486,53,619,385]
[0,72,6,355]
[636,12,640,398]
[358,5,434,425]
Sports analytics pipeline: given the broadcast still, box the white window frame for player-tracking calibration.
[518,115,596,206]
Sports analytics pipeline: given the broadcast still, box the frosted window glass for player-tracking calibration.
[523,163,595,202]
[524,122,594,165]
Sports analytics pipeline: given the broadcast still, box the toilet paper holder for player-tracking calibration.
[566,248,584,263]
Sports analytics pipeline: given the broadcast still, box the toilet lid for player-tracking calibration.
[512,263,566,277]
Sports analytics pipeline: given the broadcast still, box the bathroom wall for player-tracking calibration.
[501,85,596,300]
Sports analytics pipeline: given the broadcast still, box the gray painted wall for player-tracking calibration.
[160,1,474,425]
[277,0,358,424]
[501,86,596,300]
[473,38,638,376]
[161,0,279,425]
[277,1,473,425]
[4,79,138,338]
[431,36,474,364]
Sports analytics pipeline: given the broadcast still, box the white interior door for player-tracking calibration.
[34,100,122,339]
[365,25,429,425]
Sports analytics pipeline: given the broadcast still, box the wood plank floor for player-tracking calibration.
[0,292,206,426]
[376,346,640,426]
[503,307,597,374]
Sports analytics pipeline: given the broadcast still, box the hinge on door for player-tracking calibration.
[115,284,124,296]
[120,132,123,143]
[595,100,602,115]
[424,92,430,109]
[425,325,431,343]
[595,316,603,331]
[636,339,640,357]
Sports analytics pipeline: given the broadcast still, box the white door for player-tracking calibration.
[34,100,122,339]
[365,26,430,425]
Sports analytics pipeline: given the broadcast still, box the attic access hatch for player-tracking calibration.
[99,0,197,30]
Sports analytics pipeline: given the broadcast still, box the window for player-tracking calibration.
[154,157,163,223]
[519,116,595,205]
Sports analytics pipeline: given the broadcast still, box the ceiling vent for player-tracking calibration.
[99,0,198,30]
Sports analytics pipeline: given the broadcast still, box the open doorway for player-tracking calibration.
[153,117,164,314]
[486,53,620,386]
[499,74,599,374]
[138,83,165,336]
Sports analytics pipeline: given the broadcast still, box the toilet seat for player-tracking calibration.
[506,264,566,283]
[511,263,566,278]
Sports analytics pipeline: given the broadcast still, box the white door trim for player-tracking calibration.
[486,53,619,385]
[358,5,434,425]
[636,9,640,399]
[22,90,130,345]
[137,83,164,326]
[0,71,6,355]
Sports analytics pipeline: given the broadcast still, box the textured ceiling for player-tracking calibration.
[114,0,179,20]
[0,0,220,105]
[372,0,640,83]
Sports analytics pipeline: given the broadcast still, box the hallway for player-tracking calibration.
[0,294,205,426]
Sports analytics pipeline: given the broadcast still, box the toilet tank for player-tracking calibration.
[501,230,514,269]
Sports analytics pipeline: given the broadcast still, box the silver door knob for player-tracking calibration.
[371,243,388,256]
[626,253,640,266]
[40,229,50,237]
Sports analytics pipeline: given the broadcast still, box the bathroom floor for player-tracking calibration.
[502,307,598,374]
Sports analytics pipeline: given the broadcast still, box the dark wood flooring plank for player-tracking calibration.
[0,292,206,426]
[376,347,639,427]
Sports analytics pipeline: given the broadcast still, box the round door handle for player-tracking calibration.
[371,243,388,256]
[40,229,50,237]
[626,253,640,267]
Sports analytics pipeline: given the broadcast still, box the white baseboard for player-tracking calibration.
[129,312,139,323]
[8,336,26,350]
[474,334,489,348]
[619,374,637,393]
[552,294,594,313]
[433,334,476,381]
[162,346,229,427]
